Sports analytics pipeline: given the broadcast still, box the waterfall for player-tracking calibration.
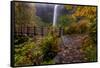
[53,5,58,26]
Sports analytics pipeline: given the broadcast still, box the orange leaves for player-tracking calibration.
[72,6,96,19]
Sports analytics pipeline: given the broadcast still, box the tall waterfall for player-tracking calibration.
[53,5,58,26]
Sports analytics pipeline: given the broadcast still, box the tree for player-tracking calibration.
[15,2,40,27]
[72,6,96,22]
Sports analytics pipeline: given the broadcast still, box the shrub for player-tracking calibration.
[89,20,96,43]
[58,15,76,27]
[65,19,90,34]
[65,23,78,34]
[77,19,90,34]
[40,35,60,62]
[15,41,43,66]
[14,35,29,45]
[81,36,97,62]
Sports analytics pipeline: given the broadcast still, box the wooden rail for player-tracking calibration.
[15,26,64,37]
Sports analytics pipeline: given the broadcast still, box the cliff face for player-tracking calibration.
[35,4,54,23]
[15,2,77,27]
[35,3,70,23]
[35,3,77,25]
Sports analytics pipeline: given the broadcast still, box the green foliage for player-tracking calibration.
[58,15,76,27]
[14,34,60,66]
[14,35,29,45]
[64,21,89,34]
[15,40,43,66]
[77,19,90,33]
[15,2,41,27]
[14,4,97,66]
[65,5,73,10]
[59,5,96,35]
[82,36,97,62]
[89,19,97,43]
[83,19,97,62]
[65,22,78,34]
[40,35,59,61]
[15,41,35,66]
[42,60,55,64]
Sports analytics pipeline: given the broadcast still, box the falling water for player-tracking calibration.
[53,5,58,26]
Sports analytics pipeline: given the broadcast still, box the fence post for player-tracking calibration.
[15,26,17,36]
[58,27,61,37]
[41,27,44,36]
[27,25,29,36]
[20,25,22,35]
[21,25,24,36]
[34,26,36,36]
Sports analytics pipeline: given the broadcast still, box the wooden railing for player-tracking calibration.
[15,26,64,37]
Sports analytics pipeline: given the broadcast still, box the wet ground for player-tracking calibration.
[54,35,87,64]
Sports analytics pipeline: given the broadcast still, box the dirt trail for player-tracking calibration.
[54,35,87,63]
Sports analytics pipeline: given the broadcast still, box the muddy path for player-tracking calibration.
[54,35,88,64]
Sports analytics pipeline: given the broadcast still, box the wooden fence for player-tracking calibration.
[15,26,64,37]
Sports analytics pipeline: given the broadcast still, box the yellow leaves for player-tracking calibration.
[21,42,35,51]
[70,23,78,29]
[78,19,90,27]
[66,22,79,34]
[73,6,96,19]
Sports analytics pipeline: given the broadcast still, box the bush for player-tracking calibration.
[14,35,29,45]
[58,15,76,27]
[81,36,97,62]
[14,34,60,66]
[65,23,78,34]
[89,21,96,43]
[65,19,90,34]
[77,19,90,33]
[15,41,43,66]
[40,35,60,62]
